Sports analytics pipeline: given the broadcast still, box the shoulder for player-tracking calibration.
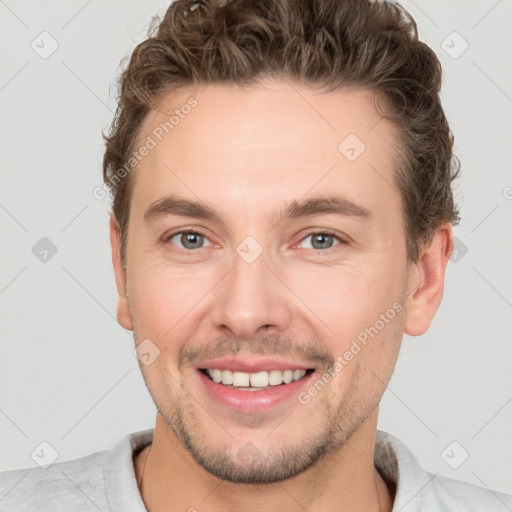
[0,429,153,512]
[427,472,512,511]
[375,431,512,511]
[0,448,109,511]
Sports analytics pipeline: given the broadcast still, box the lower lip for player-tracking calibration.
[197,369,316,413]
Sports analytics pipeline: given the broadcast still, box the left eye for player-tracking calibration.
[167,231,213,250]
[298,232,344,250]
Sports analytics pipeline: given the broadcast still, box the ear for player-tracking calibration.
[404,223,454,336]
[109,213,133,331]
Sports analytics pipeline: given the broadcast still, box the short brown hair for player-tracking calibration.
[103,0,460,266]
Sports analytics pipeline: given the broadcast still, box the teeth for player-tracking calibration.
[205,368,308,388]
[293,369,305,381]
[283,370,294,384]
[249,371,268,387]
[221,370,233,385]
[232,371,250,387]
[268,370,283,385]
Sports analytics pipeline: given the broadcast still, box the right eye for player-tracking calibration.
[165,230,214,251]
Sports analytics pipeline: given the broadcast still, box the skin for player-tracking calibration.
[110,79,453,512]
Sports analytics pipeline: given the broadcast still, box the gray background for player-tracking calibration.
[1,0,511,497]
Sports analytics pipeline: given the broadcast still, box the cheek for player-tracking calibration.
[286,262,400,340]
[127,262,215,340]
[286,260,406,394]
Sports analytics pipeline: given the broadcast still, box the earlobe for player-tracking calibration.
[403,223,454,336]
[109,213,133,331]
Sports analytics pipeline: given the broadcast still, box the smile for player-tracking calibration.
[200,368,315,390]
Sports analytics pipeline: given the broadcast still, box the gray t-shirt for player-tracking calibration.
[1,429,511,511]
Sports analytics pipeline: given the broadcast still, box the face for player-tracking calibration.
[110,80,442,484]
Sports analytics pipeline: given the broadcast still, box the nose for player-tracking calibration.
[210,247,293,340]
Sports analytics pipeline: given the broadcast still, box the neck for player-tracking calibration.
[134,412,395,512]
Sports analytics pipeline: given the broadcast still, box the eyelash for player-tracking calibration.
[164,229,347,253]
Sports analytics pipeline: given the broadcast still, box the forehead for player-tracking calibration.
[129,80,401,224]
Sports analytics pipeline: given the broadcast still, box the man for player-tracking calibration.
[1,0,511,510]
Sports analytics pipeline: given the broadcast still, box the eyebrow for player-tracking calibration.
[143,194,372,225]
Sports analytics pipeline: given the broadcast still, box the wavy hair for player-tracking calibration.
[103,0,460,265]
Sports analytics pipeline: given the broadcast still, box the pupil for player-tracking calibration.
[313,234,333,249]
[182,232,203,249]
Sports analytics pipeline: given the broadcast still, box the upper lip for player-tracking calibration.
[195,358,315,373]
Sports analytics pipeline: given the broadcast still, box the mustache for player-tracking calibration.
[178,333,335,370]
